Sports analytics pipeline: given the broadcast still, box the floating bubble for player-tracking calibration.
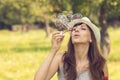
[54,13,83,33]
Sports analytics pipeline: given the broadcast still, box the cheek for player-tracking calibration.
[84,33,91,41]
[80,32,91,41]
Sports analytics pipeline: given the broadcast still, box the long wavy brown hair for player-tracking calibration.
[62,23,106,80]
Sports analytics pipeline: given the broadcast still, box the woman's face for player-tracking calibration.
[71,23,92,44]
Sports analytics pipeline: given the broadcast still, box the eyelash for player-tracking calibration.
[81,28,86,30]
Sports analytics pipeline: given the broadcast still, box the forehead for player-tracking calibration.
[74,23,89,28]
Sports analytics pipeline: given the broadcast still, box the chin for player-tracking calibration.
[72,40,88,44]
[72,40,81,44]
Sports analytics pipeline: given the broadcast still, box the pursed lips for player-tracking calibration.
[73,33,80,38]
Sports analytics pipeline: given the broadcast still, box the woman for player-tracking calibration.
[34,16,108,80]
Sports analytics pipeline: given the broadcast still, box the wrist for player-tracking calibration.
[50,48,58,54]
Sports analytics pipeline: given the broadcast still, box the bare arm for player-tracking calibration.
[34,31,64,80]
[45,53,63,80]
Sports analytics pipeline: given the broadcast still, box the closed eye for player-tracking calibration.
[81,28,86,30]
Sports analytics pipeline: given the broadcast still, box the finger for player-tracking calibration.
[52,33,64,39]
[52,31,61,36]
[55,36,64,39]
[52,32,60,39]
[55,36,64,42]
[54,33,64,38]
[52,31,65,36]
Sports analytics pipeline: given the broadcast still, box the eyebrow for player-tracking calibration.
[73,23,83,27]
[80,24,86,28]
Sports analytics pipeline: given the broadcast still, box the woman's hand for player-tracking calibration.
[51,31,64,52]
[34,31,64,80]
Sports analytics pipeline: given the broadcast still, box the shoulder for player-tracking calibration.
[55,52,64,61]
[54,52,65,66]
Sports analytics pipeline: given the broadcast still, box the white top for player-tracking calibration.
[58,64,92,80]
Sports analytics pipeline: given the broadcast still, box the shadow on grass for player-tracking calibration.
[11,46,51,53]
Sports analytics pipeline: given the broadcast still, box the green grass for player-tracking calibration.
[0,28,120,80]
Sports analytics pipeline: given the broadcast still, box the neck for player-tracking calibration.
[74,43,89,62]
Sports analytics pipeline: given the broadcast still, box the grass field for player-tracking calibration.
[0,28,120,80]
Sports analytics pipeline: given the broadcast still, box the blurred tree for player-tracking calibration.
[106,0,120,28]
[49,0,120,56]
[33,0,54,37]
[49,0,71,13]
[0,0,34,31]
[0,0,120,54]
[99,0,110,57]
[69,0,120,57]
[99,0,120,57]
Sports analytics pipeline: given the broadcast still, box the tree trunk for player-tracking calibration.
[21,21,29,33]
[44,17,51,37]
[99,0,110,57]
